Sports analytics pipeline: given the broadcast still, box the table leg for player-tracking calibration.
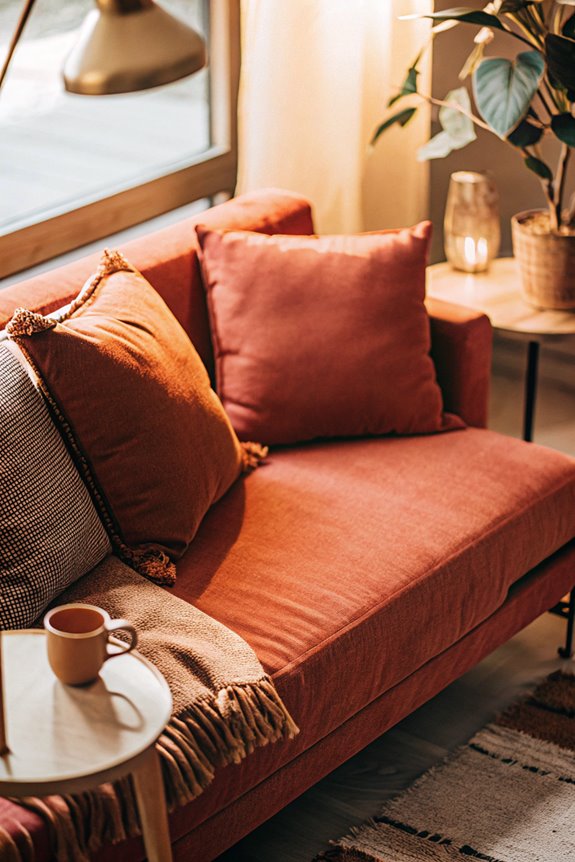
[557,588,575,660]
[523,340,539,442]
[526,340,574,653]
[132,747,173,862]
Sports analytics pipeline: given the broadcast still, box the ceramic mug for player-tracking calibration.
[44,603,138,686]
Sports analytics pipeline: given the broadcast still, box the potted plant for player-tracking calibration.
[373,1,575,310]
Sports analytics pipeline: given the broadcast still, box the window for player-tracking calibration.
[0,0,239,279]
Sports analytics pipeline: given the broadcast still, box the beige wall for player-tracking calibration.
[430,2,548,262]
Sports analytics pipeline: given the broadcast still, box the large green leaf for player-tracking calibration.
[417,87,476,160]
[546,34,575,91]
[551,112,575,145]
[421,8,505,29]
[473,51,544,137]
[371,108,417,146]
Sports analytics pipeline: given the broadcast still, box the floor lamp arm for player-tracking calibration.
[0,0,38,91]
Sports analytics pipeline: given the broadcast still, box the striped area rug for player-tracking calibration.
[317,671,575,862]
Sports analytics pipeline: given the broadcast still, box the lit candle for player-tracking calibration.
[463,236,489,268]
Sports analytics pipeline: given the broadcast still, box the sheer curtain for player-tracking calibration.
[237,0,432,233]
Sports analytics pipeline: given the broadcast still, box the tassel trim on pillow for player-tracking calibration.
[241,441,269,472]
[119,546,177,587]
[62,249,135,321]
[5,249,134,338]
[5,309,57,337]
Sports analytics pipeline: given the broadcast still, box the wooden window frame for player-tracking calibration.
[0,0,240,280]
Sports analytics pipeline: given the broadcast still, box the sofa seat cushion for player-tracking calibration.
[174,428,575,748]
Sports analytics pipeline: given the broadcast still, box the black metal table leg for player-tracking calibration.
[523,341,574,658]
[557,588,575,659]
[523,340,539,442]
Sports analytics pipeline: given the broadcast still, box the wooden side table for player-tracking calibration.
[427,257,575,443]
[0,630,173,862]
[427,257,575,660]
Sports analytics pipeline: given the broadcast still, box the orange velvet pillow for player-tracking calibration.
[6,250,258,586]
[196,224,463,445]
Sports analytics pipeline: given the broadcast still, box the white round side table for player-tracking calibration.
[0,630,173,862]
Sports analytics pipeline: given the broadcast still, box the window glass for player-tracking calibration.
[0,0,210,235]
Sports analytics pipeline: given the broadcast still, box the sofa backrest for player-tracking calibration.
[0,189,314,381]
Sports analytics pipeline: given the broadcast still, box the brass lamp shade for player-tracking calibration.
[63,0,207,96]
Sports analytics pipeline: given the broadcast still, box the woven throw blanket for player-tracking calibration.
[1,557,298,862]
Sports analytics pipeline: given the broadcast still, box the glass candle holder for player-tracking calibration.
[444,171,500,273]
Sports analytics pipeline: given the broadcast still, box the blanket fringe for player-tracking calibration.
[15,677,298,861]
[161,677,299,809]
[0,825,27,862]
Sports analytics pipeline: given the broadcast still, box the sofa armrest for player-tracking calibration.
[426,297,492,429]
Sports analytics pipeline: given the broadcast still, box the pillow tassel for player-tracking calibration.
[119,546,177,587]
[6,309,57,338]
[241,442,269,473]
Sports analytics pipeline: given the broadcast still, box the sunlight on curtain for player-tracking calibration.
[237,0,433,233]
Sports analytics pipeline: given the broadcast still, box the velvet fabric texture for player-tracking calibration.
[6,251,246,586]
[196,223,463,445]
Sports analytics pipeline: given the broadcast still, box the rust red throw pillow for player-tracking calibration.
[196,224,463,445]
[6,250,259,586]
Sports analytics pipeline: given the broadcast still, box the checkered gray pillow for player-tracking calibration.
[0,343,111,629]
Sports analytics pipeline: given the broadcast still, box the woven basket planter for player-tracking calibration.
[512,210,575,311]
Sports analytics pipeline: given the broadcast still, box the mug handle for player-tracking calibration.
[105,619,138,660]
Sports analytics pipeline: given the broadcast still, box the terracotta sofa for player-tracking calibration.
[1,189,574,861]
